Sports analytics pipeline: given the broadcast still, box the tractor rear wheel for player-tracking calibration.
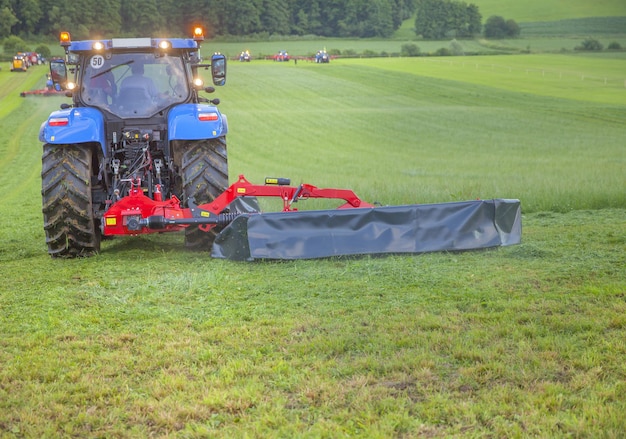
[181,138,228,250]
[42,144,100,257]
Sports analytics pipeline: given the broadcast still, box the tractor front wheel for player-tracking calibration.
[42,144,100,257]
[180,138,228,250]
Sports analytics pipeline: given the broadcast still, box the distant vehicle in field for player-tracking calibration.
[315,50,329,63]
[26,52,42,65]
[274,51,290,62]
[11,55,28,72]
[16,52,32,68]
[239,50,251,62]
[49,58,67,87]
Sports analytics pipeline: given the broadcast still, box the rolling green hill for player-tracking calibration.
[394,0,626,40]
[468,0,626,23]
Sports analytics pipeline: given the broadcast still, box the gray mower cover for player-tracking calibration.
[211,199,521,261]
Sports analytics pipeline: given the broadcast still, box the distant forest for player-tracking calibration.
[0,0,422,40]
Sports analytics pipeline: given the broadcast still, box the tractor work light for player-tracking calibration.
[60,32,71,46]
[193,27,204,41]
[193,77,204,88]
[92,41,105,51]
[158,40,171,50]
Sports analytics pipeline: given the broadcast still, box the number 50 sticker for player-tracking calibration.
[91,55,105,69]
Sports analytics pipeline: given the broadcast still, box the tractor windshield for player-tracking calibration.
[81,52,190,118]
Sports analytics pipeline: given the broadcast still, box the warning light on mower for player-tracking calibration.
[60,32,71,46]
[193,27,204,41]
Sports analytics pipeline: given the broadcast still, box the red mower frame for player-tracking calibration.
[102,174,375,237]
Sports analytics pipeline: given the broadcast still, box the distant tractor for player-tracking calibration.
[239,50,251,62]
[315,50,329,63]
[49,58,67,88]
[11,55,28,72]
[274,51,290,62]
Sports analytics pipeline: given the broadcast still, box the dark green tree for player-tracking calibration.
[0,5,18,38]
[415,0,481,39]
[261,0,291,35]
[484,15,519,38]
[12,0,43,36]
[339,0,394,37]
[0,0,411,39]
[221,0,262,35]
[91,0,122,36]
[505,18,520,37]
[414,0,452,39]
[3,35,27,53]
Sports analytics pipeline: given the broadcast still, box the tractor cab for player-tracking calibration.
[80,52,191,117]
[49,58,67,89]
[50,31,227,119]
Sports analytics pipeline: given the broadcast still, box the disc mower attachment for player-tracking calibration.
[211,198,521,261]
[100,174,520,261]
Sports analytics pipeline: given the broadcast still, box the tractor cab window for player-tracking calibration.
[81,52,189,117]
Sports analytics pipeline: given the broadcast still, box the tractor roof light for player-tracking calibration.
[92,41,105,51]
[193,27,204,42]
[60,32,71,47]
[158,40,171,50]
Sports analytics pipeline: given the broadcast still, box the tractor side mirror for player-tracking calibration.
[211,53,226,86]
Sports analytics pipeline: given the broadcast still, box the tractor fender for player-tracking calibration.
[39,107,106,153]
[168,104,227,140]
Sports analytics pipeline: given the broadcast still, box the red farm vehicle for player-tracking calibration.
[273,50,290,62]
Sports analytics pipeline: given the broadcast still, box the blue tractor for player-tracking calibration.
[40,28,228,257]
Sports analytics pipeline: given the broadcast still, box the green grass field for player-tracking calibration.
[0,47,625,437]
[470,0,626,22]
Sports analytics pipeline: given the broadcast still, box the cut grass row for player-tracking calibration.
[219,56,625,213]
[348,54,626,103]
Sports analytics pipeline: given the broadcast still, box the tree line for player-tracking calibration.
[0,0,518,41]
[0,0,417,39]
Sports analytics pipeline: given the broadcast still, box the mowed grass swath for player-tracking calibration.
[0,45,625,438]
[220,56,626,212]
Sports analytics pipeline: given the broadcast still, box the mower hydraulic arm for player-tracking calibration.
[103,174,374,236]
[203,174,374,213]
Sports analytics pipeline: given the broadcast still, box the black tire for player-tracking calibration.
[180,138,228,250]
[42,144,100,257]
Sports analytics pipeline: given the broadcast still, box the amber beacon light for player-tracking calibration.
[193,27,204,41]
[60,31,71,46]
